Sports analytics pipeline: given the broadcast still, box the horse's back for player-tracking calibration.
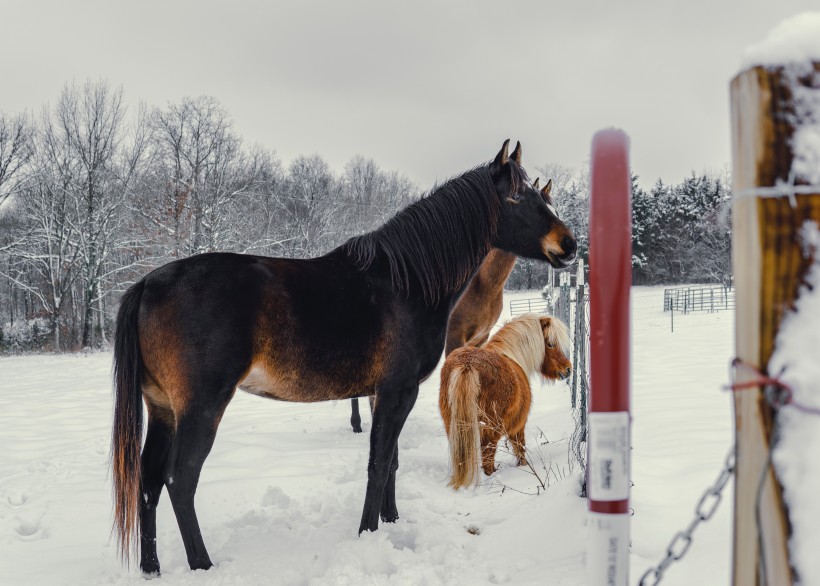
[133,251,421,405]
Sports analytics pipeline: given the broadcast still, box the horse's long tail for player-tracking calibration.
[446,366,482,489]
[111,279,146,565]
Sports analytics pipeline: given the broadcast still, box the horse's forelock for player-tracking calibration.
[546,317,571,356]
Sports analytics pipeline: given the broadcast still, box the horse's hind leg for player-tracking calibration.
[351,396,375,434]
[350,398,362,433]
[139,407,174,576]
[164,391,232,571]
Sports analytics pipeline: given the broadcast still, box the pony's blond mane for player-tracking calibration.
[484,313,570,375]
[484,314,541,374]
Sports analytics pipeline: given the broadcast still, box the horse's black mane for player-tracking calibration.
[344,161,529,306]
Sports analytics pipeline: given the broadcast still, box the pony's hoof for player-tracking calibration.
[517,458,528,467]
[352,425,363,433]
[142,570,161,580]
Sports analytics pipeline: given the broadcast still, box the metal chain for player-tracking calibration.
[637,446,736,586]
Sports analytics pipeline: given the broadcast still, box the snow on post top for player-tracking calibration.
[737,12,820,187]
[740,12,820,71]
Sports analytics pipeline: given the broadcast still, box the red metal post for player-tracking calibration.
[587,129,632,586]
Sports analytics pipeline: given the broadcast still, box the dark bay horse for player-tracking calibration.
[111,140,577,574]
[350,178,556,432]
[439,313,571,489]
[444,178,555,355]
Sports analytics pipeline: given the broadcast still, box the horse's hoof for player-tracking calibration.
[141,560,161,578]
[352,425,363,433]
[189,558,213,571]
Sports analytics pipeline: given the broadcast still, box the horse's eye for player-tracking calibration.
[511,192,523,202]
[547,342,555,348]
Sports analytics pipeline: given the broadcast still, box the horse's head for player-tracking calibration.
[489,140,577,268]
[538,316,571,380]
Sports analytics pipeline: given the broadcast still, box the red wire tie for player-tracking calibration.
[725,358,820,416]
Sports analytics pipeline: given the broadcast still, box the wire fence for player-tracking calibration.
[510,284,732,483]
[511,274,590,479]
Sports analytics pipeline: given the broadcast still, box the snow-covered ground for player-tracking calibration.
[0,287,735,585]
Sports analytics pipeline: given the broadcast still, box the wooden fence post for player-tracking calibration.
[730,59,820,585]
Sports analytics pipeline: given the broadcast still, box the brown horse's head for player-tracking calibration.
[538,316,571,380]
[490,140,577,268]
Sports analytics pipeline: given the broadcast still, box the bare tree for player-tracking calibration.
[140,96,263,258]
[279,154,344,257]
[342,155,417,237]
[47,80,148,347]
[0,112,33,212]
[1,107,86,349]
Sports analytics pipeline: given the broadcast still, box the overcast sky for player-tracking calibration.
[2,0,817,191]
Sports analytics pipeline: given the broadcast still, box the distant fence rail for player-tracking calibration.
[663,285,735,314]
[509,297,549,316]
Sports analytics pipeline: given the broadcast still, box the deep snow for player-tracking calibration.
[0,288,735,585]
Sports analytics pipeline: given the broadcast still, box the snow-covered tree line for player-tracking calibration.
[505,166,732,290]
[0,80,731,352]
[0,81,418,351]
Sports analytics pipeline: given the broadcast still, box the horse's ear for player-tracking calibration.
[492,139,510,169]
[533,178,540,189]
[541,179,553,199]
[510,141,522,165]
[490,139,513,196]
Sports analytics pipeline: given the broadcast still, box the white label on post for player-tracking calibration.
[588,411,630,501]
[588,512,630,586]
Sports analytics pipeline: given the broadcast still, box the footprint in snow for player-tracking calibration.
[7,493,29,507]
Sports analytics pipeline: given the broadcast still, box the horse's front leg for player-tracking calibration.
[380,448,399,522]
[358,382,418,534]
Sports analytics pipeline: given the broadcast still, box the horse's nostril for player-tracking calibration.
[562,236,577,259]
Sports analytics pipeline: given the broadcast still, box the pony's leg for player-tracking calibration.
[480,427,502,476]
[164,393,230,571]
[359,383,418,533]
[350,398,362,433]
[510,428,528,467]
[139,410,174,576]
